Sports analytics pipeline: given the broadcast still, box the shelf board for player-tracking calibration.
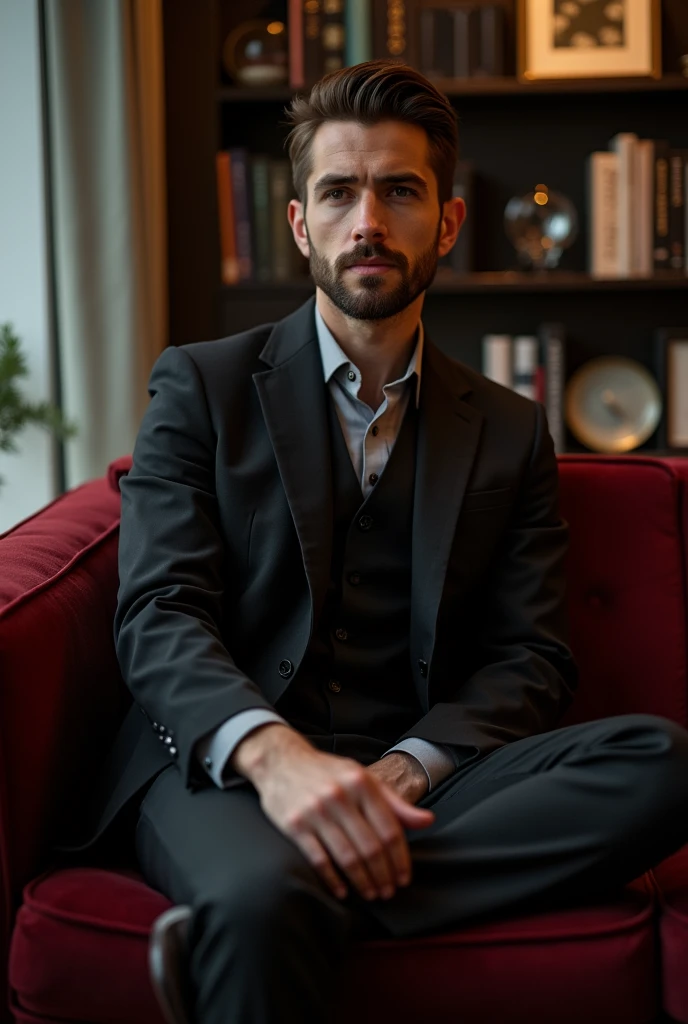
[222,270,688,295]
[218,74,688,102]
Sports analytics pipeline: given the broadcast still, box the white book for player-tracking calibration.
[588,152,619,277]
[609,132,638,277]
[482,335,512,388]
[512,335,538,401]
[635,140,655,277]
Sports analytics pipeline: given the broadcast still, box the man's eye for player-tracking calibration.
[391,186,417,198]
[325,189,346,201]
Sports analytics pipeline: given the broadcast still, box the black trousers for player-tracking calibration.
[135,713,688,1024]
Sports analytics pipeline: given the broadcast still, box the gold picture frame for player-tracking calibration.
[517,0,662,83]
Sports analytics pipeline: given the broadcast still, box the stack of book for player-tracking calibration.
[482,326,566,453]
[216,150,307,286]
[587,135,688,277]
[287,0,506,88]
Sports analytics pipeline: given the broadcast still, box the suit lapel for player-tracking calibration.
[411,339,484,708]
[252,298,333,634]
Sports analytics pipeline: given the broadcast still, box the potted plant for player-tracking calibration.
[0,321,77,487]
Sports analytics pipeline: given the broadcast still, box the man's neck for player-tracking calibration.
[316,290,423,411]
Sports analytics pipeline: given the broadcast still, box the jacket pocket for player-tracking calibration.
[462,487,513,512]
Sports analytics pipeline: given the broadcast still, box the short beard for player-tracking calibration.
[305,221,441,322]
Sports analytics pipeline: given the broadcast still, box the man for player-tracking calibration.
[100,60,688,1024]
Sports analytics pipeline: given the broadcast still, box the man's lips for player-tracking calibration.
[346,260,397,274]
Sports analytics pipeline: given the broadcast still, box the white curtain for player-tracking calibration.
[43,0,167,487]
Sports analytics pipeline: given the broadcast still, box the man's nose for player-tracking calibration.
[351,192,388,244]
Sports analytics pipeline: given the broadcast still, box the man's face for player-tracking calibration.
[288,120,464,321]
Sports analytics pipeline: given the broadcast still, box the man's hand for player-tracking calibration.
[366,752,429,805]
[231,723,435,903]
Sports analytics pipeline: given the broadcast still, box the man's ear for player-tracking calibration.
[437,196,466,260]
[288,199,311,259]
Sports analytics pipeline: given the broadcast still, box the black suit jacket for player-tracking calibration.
[76,296,578,848]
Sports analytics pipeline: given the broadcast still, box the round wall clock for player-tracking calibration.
[565,356,663,453]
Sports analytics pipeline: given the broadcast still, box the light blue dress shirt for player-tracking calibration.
[195,305,457,792]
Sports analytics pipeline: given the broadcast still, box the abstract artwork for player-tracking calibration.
[554,0,626,49]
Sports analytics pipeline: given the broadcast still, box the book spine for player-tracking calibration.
[587,152,618,277]
[609,132,637,277]
[539,322,566,454]
[635,139,654,276]
[345,0,372,65]
[322,0,346,75]
[453,7,481,78]
[270,160,293,281]
[665,333,688,447]
[229,148,253,282]
[420,8,454,78]
[652,327,668,449]
[289,0,305,88]
[482,335,512,389]
[668,149,687,271]
[372,0,412,63]
[304,0,324,87]
[216,152,239,286]
[512,335,538,400]
[251,155,272,282]
[653,140,671,270]
[478,5,505,77]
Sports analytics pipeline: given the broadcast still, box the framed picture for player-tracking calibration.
[517,0,662,82]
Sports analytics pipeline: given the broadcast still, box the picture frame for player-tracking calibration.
[517,0,662,83]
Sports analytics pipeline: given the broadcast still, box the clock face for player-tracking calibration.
[565,356,663,453]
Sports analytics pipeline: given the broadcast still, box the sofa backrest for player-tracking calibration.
[558,455,688,730]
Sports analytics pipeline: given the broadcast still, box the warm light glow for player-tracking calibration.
[267,21,285,34]
[534,184,549,205]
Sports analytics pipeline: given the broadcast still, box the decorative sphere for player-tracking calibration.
[504,184,578,270]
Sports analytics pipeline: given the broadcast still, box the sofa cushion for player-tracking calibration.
[9,867,659,1024]
[647,847,688,1023]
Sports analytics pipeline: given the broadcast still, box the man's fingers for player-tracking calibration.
[292,831,348,900]
[382,786,436,828]
[358,787,412,887]
[327,798,398,896]
[313,812,384,900]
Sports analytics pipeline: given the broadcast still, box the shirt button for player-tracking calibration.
[369,473,379,485]
[278,659,294,678]
[372,425,379,436]
[418,659,428,678]
[204,757,213,769]
[358,515,373,531]
[347,370,356,381]
[328,679,341,693]
[335,627,348,641]
[348,572,361,586]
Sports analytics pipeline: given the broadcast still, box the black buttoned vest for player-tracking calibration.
[274,391,422,765]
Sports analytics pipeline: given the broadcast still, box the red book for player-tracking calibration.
[216,152,239,286]
[289,0,305,89]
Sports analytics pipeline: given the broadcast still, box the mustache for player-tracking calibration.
[336,246,408,271]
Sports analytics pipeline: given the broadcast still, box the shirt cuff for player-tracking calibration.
[195,709,290,789]
[381,737,457,792]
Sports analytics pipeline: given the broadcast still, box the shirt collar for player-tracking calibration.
[314,303,423,408]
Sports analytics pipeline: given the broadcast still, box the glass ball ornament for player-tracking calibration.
[222,19,288,87]
[504,184,578,270]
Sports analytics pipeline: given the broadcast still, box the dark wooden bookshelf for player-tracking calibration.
[163,0,688,455]
[224,269,688,294]
[217,73,688,103]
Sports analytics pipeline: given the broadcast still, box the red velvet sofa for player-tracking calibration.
[2,453,688,1024]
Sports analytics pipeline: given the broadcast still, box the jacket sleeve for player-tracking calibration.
[396,401,579,763]
[114,345,284,789]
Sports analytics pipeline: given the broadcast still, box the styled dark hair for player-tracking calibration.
[284,60,458,207]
